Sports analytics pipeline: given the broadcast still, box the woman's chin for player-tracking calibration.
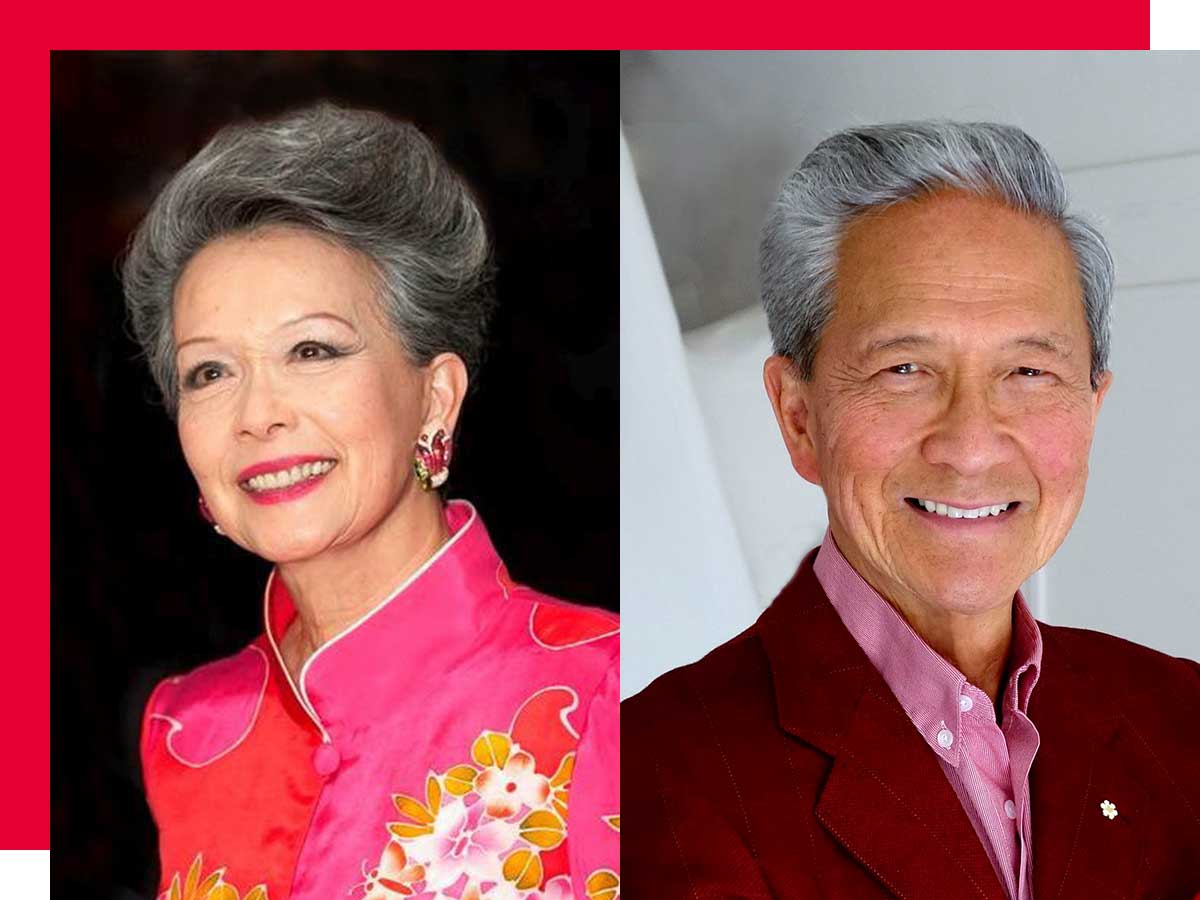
[240,529,337,565]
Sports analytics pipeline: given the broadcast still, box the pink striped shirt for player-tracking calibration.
[814,529,1042,900]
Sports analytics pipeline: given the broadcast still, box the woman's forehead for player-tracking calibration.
[173,228,381,342]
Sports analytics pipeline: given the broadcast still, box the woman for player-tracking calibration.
[124,103,619,900]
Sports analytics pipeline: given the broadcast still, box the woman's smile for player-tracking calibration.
[237,456,339,505]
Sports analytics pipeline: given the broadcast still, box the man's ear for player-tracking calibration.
[1092,369,1114,419]
[763,355,821,486]
[422,352,469,436]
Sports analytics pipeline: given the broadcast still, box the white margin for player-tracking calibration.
[1151,0,1200,47]
[0,851,48,897]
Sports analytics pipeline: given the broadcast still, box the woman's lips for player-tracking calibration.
[239,459,337,506]
[237,454,334,482]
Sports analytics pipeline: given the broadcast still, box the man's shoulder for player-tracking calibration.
[1041,621,1199,683]
[623,620,774,736]
[1039,622,1200,727]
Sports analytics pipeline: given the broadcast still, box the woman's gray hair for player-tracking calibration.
[760,121,1113,390]
[122,102,494,416]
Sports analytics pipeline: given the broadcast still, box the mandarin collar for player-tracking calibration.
[263,499,507,743]
[814,528,1043,767]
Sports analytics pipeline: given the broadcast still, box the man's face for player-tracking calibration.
[768,191,1111,619]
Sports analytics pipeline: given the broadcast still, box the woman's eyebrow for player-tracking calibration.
[276,312,358,332]
[176,313,360,356]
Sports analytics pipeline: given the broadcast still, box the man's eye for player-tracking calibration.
[888,362,920,375]
[1014,367,1044,377]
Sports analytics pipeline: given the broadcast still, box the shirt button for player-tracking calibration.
[959,694,974,712]
[312,742,341,776]
[1004,799,1017,819]
[936,728,954,749]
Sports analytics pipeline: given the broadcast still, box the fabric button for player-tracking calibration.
[312,742,341,776]
[1004,799,1017,819]
[959,694,974,712]
[936,727,954,749]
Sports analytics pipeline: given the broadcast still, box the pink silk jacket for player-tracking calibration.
[141,501,620,900]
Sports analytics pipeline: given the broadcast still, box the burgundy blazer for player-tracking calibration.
[623,550,1200,898]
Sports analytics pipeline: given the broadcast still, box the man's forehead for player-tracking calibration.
[855,330,1077,360]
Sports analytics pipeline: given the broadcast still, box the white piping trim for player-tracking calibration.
[527,603,620,651]
[509,684,581,741]
[149,645,270,768]
[264,500,480,744]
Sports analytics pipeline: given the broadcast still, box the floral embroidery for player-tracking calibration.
[356,692,582,899]
[160,853,268,900]
[583,869,619,900]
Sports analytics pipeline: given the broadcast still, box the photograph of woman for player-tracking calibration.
[51,53,618,900]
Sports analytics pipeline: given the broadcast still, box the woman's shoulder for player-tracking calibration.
[493,564,619,659]
[141,639,272,769]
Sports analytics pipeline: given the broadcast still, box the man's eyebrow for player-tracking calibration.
[859,334,936,356]
[1006,333,1074,359]
[858,332,1074,359]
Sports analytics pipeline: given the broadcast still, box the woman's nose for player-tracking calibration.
[920,380,1015,477]
[234,369,296,439]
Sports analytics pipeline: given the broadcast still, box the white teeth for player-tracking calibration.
[914,499,1012,519]
[244,460,335,491]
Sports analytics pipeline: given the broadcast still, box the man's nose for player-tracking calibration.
[920,379,1015,477]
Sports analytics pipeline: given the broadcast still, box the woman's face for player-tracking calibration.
[173,226,444,563]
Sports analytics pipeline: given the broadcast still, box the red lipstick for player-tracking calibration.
[237,455,337,506]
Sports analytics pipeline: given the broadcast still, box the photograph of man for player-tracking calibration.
[622,113,1200,896]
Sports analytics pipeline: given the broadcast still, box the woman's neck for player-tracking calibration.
[275,492,450,683]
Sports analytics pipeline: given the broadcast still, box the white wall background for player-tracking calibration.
[620,51,1200,697]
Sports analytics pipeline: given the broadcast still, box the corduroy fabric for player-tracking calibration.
[622,548,1200,899]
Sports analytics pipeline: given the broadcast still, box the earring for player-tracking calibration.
[198,495,225,536]
[414,428,452,491]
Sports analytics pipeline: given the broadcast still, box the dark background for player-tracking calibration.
[51,51,617,898]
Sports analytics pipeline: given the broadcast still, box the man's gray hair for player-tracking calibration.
[760,121,1113,389]
[122,102,494,416]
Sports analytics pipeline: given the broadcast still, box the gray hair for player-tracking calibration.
[121,102,494,416]
[760,121,1113,390]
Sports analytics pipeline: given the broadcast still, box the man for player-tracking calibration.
[623,122,1200,898]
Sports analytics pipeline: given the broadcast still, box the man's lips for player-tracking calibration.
[905,497,1022,520]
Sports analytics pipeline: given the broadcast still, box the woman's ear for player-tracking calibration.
[423,352,469,435]
[763,355,822,486]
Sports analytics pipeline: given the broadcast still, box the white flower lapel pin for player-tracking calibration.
[1100,799,1118,820]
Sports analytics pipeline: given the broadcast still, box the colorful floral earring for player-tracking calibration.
[198,495,225,536]
[414,428,452,491]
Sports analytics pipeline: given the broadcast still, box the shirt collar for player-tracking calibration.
[263,499,508,742]
[814,528,1043,767]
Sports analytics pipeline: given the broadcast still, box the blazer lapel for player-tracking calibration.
[1031,632,1149,899]
[760,554,1007,900]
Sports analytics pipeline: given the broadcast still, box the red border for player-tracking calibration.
[6,48,49,849]
[30,3,1148,860]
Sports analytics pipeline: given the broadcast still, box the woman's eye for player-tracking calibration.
[888,362,920,376]
[183,363,225,389]
[293,341,342,361]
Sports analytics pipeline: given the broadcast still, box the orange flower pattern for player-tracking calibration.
[359,728,573,899]
[160,854,268,900]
